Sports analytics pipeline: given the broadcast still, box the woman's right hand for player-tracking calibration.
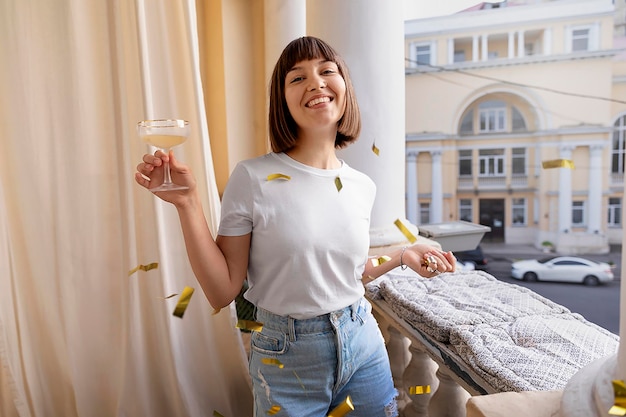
[135,150,197,206]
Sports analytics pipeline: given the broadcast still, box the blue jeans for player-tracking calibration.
[249,298,398,417]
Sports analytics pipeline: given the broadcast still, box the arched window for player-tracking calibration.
[458,99,528,135]
[612,115,626,174]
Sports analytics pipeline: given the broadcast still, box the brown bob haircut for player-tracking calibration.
[268,36,361,153]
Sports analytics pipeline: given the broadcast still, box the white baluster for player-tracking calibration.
[402,343,439,417]
[428,368,471,417]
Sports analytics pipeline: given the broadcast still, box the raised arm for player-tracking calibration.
[135,150,249,309]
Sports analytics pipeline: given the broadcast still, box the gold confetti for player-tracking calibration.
[370,255,391,267]
[372,143,380,156]
[128,262,158,276]
[394,219,418,244]
[267,405,281,415]
[261,358,284,368]
[327,395,354,417]
[172,286,194,318]
[610,380,626,415]
[213,411,225,417]
[158,293,178,300]
[267,173,291,181]
[409,385,431,395]
[335,176,343,192]
[542,159,574,169]
[236,319,263,332]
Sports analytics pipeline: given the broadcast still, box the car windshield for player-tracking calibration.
[537,256,557,264]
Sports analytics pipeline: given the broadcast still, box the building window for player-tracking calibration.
[479,101,506,132]
[459,149,472,176]
[410,42,434,66]
[512,198,526,226]
[420,202,430,224]
[460,110,474,135]
[512,148,526,175]
[612,115,626,174]
[608,197,622,227]
[567,25,598,52]
[479,149,505,176]
[459,199,472,222]
[571,28,590,51]
[511,107,527,132]
[572,201,585,226]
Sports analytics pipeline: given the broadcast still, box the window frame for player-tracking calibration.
[608,197,622,227]
[478,149,505,177]
[572,201,586,226]
[511,197,527,226]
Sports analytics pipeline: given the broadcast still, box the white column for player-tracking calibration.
[587,145,603,234]
[406,152,419,225]
[481,34,488,61]
[517,30,525,58]
[264,0,305,81]
[558,146,573,233]
[447,38,455,65]
[543,28,552,55]
[472,35,479,62]
[430,151,443,224]
[507,31,515,59]
[307,1,412,246]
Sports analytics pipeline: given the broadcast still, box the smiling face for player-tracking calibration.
[284,58,347,136]
[268,37,361,153]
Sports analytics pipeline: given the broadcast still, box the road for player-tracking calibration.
[478,247,621,335]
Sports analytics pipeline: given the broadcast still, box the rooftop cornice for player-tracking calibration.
[405,0,614,37]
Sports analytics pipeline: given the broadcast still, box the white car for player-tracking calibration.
[511,256,614,286]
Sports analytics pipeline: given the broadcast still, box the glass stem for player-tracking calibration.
[163,148,173,185]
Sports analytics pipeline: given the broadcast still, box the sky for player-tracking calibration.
[404,0,498,20]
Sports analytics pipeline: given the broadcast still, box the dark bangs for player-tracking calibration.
[268,36,361,153]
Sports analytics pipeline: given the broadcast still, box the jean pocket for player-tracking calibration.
[251,328,288,355]
[354,298,371,325]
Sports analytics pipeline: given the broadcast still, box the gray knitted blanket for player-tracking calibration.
[366,269,619,392]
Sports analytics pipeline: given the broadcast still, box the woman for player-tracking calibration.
[136,36,456,417]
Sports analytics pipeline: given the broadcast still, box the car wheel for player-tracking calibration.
[583,275,600,286]
[523,272,538,282]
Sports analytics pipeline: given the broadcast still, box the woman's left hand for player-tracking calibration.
[401,244,457,278]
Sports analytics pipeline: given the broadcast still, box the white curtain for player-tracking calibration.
[0,1,252,416]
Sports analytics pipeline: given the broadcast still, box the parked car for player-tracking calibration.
[455,245,488,270]
[510,256,614,286]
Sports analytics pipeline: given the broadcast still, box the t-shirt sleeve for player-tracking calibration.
[218,162,254,236]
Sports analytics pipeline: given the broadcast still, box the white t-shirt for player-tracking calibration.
[218,152,376,319]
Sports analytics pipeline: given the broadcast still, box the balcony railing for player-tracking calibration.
[366,269,619,417]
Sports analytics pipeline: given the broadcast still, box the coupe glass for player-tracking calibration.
[137,119,190,192]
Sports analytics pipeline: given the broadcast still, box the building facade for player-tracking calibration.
[404,0,626,254]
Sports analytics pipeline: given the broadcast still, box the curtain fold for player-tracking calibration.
[0,0,252,416]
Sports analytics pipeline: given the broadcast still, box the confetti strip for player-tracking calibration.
[267,173,291,181]
[542,159,574,169]
[128,262,158,276]
[261,358,284,368]
[327,395,354,417]
[213,412,225,417]
[212,308,221,316]
[172,286,194,318]
[267,405,281,415]
[236,319,263,332]
[610,380,626,415]
[394,219,418,244]
[409,385,431,395]
[158,293,178,300]
[335,176,343,192]
[372,143,380,156]
[370,255,391,267]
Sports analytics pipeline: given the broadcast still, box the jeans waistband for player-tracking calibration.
[255,298,363,338]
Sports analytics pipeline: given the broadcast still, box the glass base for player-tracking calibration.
[150,183,189,192]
